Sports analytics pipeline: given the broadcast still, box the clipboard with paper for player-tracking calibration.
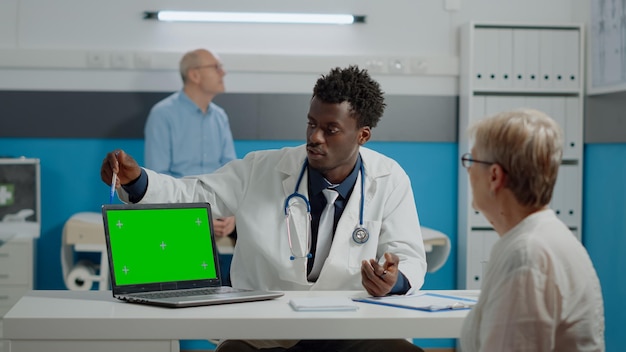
[353,292,477,312]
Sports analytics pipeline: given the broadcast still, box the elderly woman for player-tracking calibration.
[459,109,605,351]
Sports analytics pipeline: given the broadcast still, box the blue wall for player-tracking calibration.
[583,144,626,352]
[0,138,622,351]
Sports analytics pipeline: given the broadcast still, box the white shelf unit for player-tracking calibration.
[458,22,584,290]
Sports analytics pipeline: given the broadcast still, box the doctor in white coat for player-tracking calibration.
[102,66,427,352]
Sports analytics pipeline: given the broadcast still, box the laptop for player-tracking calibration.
[101,202,283,308]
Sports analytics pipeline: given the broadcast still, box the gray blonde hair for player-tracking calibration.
[469,109,563,208]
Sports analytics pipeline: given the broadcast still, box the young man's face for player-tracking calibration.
[305,96,371,184]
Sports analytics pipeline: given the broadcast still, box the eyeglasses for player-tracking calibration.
[194,63,224,71]
[460,152,495,169]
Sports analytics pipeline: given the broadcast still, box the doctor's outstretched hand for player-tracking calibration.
[360,252,399,297]
[100,149,142,188]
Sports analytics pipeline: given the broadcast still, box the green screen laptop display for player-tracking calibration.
[105,206,217,286]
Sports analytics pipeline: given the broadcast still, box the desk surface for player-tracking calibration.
[4,290,477,342]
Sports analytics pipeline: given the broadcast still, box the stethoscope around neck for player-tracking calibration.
[283,159,369,260]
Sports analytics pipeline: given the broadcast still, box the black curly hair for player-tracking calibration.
[312,65,386,128]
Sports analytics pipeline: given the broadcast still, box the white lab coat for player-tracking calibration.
[118,145,427,293]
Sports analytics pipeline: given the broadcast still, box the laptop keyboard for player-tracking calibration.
[135,287,249,299]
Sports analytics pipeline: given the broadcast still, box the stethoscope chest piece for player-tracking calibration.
[352,226,369,244]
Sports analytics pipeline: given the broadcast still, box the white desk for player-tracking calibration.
[2,289,477,352]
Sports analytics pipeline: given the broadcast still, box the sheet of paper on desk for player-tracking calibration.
[353,292,477,312]
[289,296,359,311]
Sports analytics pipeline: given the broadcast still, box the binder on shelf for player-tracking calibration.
[562,165,581,228]
[473,28,489,89]
[539,29,555,89]
[466,231,486,289]
[466,230,498,289]
[497,28,514,89]
[552,29,568,90]
[551,165,566,223]
[552,163,581,229]
[549,97,567,137]
[483,29,499,89]
[564,97,582,158]
[470,208,491,229]
[524,29,541,89]
[563,30,580,90]
[512,29,528,89]
[525,96,553,119]
[474,28,500,90]
[485,95,525,116]
[484,96,501,116]
[471,96,486,122]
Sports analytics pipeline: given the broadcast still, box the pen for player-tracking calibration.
[109,150,121,204]
[109,172,117,204]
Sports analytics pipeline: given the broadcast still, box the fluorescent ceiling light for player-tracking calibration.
[143,11,365,25]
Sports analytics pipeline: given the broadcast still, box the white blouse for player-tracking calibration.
[460,209,605,352]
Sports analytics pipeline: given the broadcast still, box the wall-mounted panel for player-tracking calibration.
[0,91,166,139]
[585,92,626,143]
[0,91,457,142]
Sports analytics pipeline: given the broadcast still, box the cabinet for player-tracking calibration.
[0,158,40,344]
[0,238,36,344]
[458,22,584,289]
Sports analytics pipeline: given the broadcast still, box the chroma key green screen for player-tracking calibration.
[105,207,217,286]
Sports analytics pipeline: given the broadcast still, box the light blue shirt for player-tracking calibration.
[144,91,236,177]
